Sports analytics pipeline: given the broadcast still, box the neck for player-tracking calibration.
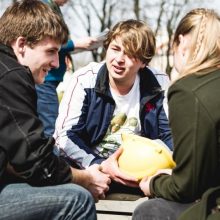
[109,78,135,96]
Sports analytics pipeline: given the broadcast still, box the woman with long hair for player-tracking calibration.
[132,8,220,220]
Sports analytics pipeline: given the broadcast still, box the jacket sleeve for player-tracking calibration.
[150,81,218,202]
[148,67,173,149]
[153,92,172,150]
[150,67,170,118]
[60,39,74,53]
[0,68,72,186]
[54,64,103,168]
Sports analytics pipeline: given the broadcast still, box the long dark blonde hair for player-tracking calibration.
[173,8,220,76]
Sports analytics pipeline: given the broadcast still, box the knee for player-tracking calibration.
[132,199,162,220]
[78,185,94,203]
[63,184,96,219]
[132,202,147,220]
[66,184,94,203]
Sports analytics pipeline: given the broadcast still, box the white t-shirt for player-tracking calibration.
[94,74,141,158]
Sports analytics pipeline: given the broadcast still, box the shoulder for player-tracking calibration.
[0,57,31,82]
[147,66,170,90]
[74,62,103,77]
[170,69,220,92]
[169,69,220,102]
[72,62,104,86]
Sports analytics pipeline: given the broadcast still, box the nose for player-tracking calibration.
[51,54,59,69]
[115,51,125,63]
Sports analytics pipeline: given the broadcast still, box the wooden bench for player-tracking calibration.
[96,195,148,220]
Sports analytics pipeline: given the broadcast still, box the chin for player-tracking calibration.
[36,78,45,84]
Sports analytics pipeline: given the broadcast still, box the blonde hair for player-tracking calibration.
[104,19,156,65]
[173,8,220,76]
[0,0,68,47]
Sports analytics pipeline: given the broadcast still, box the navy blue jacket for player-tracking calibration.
[55,62,173,168]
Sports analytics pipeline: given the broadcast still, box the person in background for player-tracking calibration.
[132,8,220,220]
[54,19,172,195]
[0,1,110,219]
[36,0,99,137]
[57,53,74,103]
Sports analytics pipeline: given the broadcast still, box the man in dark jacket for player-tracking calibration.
[0,1,110,219]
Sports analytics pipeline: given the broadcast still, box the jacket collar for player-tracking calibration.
[95,63,162,97]
[94,63,111,96]
[0,43,17,61]
[0,43,34,82]
[139,67,162,95]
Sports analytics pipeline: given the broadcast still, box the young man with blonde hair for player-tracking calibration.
[55,19,172,193]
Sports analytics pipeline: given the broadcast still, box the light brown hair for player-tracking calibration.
[173,8,220,76]
[0,0,68,47]
[104,19,156,65]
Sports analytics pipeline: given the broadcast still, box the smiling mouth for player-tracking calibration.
[43,68,50,74]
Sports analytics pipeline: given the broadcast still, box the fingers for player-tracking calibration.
[113,176,139,187]
[112,147,123,160]
[99,193,106,200]
[91,186,108,202]
[106,177,111,185]
[140,176,148,182]
[115,169,138,182]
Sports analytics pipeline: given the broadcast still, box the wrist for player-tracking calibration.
[70,167,91,189]
[100,160,108,174]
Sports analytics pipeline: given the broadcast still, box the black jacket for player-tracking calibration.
[0,43,72,186]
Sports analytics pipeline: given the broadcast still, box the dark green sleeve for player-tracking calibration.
[150,81,218,202]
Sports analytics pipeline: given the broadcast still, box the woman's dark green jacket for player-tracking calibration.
[150,69,220,202]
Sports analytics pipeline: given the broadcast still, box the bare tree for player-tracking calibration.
[133,0,140,19]
[64,0,206,73]
[164,0,189,75]
[67,0,119,62]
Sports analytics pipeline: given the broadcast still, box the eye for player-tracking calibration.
[110,45,120,51]
[47,49,58,55]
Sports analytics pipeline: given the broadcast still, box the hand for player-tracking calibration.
[101,147,138,187]
[70,166,110,202]
[139,175,153,196]
[73,37,98,50]
[139,169,172,196]
[86,164,111,201]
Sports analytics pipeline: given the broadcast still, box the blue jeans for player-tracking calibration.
[0,183,97,220]
[132,198,194,220]
[36,81,59,137]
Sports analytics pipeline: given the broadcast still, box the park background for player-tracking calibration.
[1,0,220,79]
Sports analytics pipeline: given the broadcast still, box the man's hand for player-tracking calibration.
[101,147,138,187]
[70,165,110,202]
[73,37,99,50]
[86,164,111,200]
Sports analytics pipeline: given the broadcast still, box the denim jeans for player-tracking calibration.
[36,81,60,137]
[0,183,97,220]
[132,198,194,220]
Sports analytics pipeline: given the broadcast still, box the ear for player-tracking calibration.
[12,36,27,55]
[178,34,187,56]
[140,62,146,69]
